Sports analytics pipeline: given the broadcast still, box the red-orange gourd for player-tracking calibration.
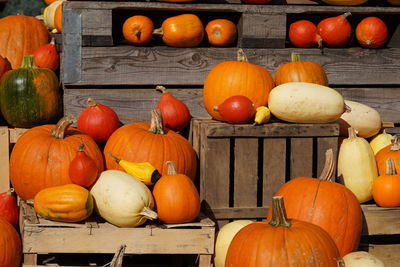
[356,17,388,49]
[69,144,99,188]
[0,189,18,227]
[226,196,340,267]
[317,12,352,47]
[0,15,50,69]
[373,158,400,207]
[376,137,400,176]
[33,37,60,71]
[153,161,200,224]
[203,49,275,121]
[10,116,104,200]
[205,19,237,47]
[289,20,322,48]
[214,95,255,124]
[122,15,154,45]
[0,56,11,78]
[0,218,21,267]
[274,52,329,86]
[155,85,191,132]
[269,149,362,257]
[104,109,197,180]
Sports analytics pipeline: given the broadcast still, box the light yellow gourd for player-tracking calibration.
[43,0,65,33]
[337,127,378,203]
[214,220,253,267]
[90,170,157,227]
[370,130,394,155]
[268,82,346,123]
[342,251,386,267]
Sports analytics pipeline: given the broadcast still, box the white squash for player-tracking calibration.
[268,82,346,123]
[337,128,378,203]
[338,100,382,138]
[370,130,394,155]
[214,220,253,267]
[43,0,65,32]
[90,170,157,227]
[343,251,386,267]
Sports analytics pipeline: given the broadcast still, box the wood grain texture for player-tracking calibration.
[290,138,313,179]
[361,204,400,236]
[0,127,10,193]
[359,244,400,267]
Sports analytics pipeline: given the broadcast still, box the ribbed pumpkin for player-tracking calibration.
[104,109,197,180]
[0,218,21,267]
[203,49,274,121]
[0,55,62,128]
[34,184,94,222]
[153,161,200,224]
[376,136,400,175]
[10,116,104,201]
[226,196,340,267]
[0,15,50,69]
[271,149,362,257]
[274,52,328,86]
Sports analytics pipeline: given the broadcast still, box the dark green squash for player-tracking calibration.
[0,55,62,127]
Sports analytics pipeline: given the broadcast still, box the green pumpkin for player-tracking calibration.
[0,55,62,127]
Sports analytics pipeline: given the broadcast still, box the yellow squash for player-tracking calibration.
[370,130,393,155]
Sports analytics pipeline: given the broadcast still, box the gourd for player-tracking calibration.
[337,127,378,203]
[225,196,340,267]
[0,15,50,69]
[214,220,253,267]
[90,170,157,227]
[317,12,352,47]
[268,82,346,123]
[372,158,400,207]
[34,184,94,222]
[0,189,19,227]
[376,137,400,175]
[10,116,104,200]
[203,49,274,121]
[0,55,62,128]
[0,218,21,267]
[342,251,386,267]
[104,109,197,180]
[288,20,321,48]
[356,17,388,49]
[370,130,393,155]
[152,161,200,224]
[274,52,328,86]
[337,100,382,138]
[271,149,362,257]
[69,144,99,188]
[33,37,60,71]
[213,95,255,124]
[205,19,237,47]
[122,15,154,45]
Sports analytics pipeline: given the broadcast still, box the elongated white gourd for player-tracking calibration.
[337,127,378,203]
[268,82,346,123]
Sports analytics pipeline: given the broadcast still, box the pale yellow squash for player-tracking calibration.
[268,82,346,123]
[337,128,378,203]
[43,0,65,33]
[338,100,382,138]
[343,251,386,267]
[370,130,393,155]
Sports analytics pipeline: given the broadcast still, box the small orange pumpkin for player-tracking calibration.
[373,158,400,207]
[205,19,237,47]
[356,17,388,49]
[122,15,154,45]
[153,14,204,47]
[376,136,400,175]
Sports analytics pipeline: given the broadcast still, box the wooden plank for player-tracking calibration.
[361,205,400,236]
[358,244,400,267]
[81,9,113,46]
[209,207,268,219]
[317,137,338,177]
[263,138,286,206]
[64,47,400,86]
[9,128,27,143]
[234,138,258,208]
[290,138,313,179]
[0,127,10,192]
[388,24,400,48]
[198,254,212,267]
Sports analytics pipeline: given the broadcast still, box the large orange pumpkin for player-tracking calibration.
[269,149,362,257]
[104,109,197,180]
[376,137,400,175]
[226,196,340,267]
[0,15,50,69]
[10,116,104,201]
[203,49,274,121]
[0,218,21,267]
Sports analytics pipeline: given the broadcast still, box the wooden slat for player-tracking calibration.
[361,205,400,236]
[0,127,10,192]
[209,207,268,219]
[290,138,313,179]
[317,137,338,177]
[81,9,113,46]
[359,244,400,267]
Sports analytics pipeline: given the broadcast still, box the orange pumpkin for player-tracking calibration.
[0,15,50,69]
[205,19,237,47]
[0,56,11,78]
[153,161,200,224]
[373,158,400,207]
[356,17,388,49]
[270,149,362,257]
[104,109,197,180]
[122,15,154,45]
[226,196,340,267]
[0,218,21,267]
[153,14,204,47]
[10,116,104,200]
[54,3,62,33]
[203,49,274,121]
[376,137,400,175]
[44,0,58,5]
[274,52,329,86]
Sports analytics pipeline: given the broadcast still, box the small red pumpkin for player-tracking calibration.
[33,37,60,71]
[0,56,11,78]
[69,144,99,188]
[317,12,352,47]
[289,20,322,48]
[0,189,18,227]
[214,95,255,124]
[77,98,121,143]
[356,17,388,49]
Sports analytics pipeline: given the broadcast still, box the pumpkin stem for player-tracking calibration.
[134,29,141,39]
[385,158,397,175]
[139,207,158,220]
[108,152,121,164]
[77,143,85,152]
[344,103,351,113]
[20,55,37,69]
[341,12,352,19]
[51,115,76,139]
[390,135,400,151]
[318,149,335,182]
[7,188,15,196]
[348,127,358,139]
[50,37,56,45]
[153,28,163,36]
[87,98,98,107]
[148,109,165,135]
[291,52,301,62]
[269,196,291,228]
[156,85,167,94]
[237,48,248,62]
[166,161,178,175]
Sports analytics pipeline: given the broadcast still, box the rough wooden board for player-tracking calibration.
[290,138,313,179]
[388,24,400,48]
[0,127,10,192]
[209,207,268,219]
[64,47,400,86]
[361,205,400,236]
[316,137,338,177]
